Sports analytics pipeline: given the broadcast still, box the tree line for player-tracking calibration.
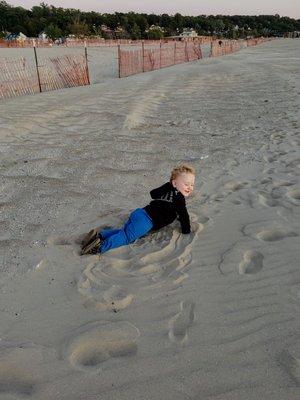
[1,1,299,40]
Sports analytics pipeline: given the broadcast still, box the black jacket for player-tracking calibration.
[144,182,191,234]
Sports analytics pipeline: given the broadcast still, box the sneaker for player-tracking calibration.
[81,228,99,248]
[81,238,101,255]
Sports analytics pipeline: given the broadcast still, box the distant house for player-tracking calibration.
[38,31,48,40]
[145,25,165,33]
[179,28,198,38]
[5,33,14,40]
[166,28,198,41]
[114,25,128,38]
[115,26,125,34]
[6,32,27,41]
[288,31,300,38]
[100,24,115,38]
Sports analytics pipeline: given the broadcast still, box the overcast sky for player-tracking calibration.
[8,0,300,18]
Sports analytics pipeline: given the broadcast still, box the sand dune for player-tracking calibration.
[0,39,299,400]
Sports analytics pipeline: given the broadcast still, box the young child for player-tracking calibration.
[81,164,195,255]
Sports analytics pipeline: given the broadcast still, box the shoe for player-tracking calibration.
[81,228,99,248]
[81,238,101,255]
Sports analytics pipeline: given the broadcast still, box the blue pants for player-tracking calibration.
[98,208,153,254]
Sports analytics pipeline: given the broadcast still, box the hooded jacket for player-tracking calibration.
[144,182,191,234]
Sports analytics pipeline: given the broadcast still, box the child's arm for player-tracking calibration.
[177,199,191,234]
[150,182,170,199]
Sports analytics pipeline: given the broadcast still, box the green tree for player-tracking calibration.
[67,19,90,37]
[44,23,62,40]
[130,22,141,39]
[173,13,184,31]
[147,28,163,40]
[0,3,299,40]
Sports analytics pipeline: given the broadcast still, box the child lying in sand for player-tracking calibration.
[81,164,195,255]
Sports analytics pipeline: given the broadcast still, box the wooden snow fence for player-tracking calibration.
[247,38,271,47]
[210,40,242,57]
[119,42,202,78]
[0,58,39,99]
[0,39,53,48]
[65,38,161,47]
[210,38,273,57]
[0,53,89,100]
[38,54,89,92]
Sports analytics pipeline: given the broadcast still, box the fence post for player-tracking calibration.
[84,41,90,85]
[118,44,121,78]
[142,41,145,72]
[198,44,201,59]
[159,41,162,69]
[185,41,188,62]
[33,40,42,93]
[174,41,176,65]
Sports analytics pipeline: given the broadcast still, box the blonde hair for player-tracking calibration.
[170,164,195,182]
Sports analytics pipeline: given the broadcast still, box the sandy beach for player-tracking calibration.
[0,38,299,399]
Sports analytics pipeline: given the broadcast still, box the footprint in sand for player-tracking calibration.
[231,199,242,205]
[263,154,276,163]
[263,167,274,175]
[78,216,203,311]
[277,345,300,385]
[0,354,35,397]
[168,301,195,344]
[285,157,300,169]
[290,284,300,303]
[273,180,295,188]
[258,191,278,207]
[197,213,210,224]
[239,250,264,275]
[0,370,35,397]
[260,177,273,185]
[256,228,298,242]
[270,132,285,141]
[224,181,247,191]
[63,321,139,370]
[287,188,300,206]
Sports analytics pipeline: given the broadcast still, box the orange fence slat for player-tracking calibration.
[119,42,203,77]
[0,53,89,100]
[209,38,272,57]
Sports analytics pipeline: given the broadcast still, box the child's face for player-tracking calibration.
[172,172,195,197]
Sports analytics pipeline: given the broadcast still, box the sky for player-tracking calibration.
[7,0,300,18]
